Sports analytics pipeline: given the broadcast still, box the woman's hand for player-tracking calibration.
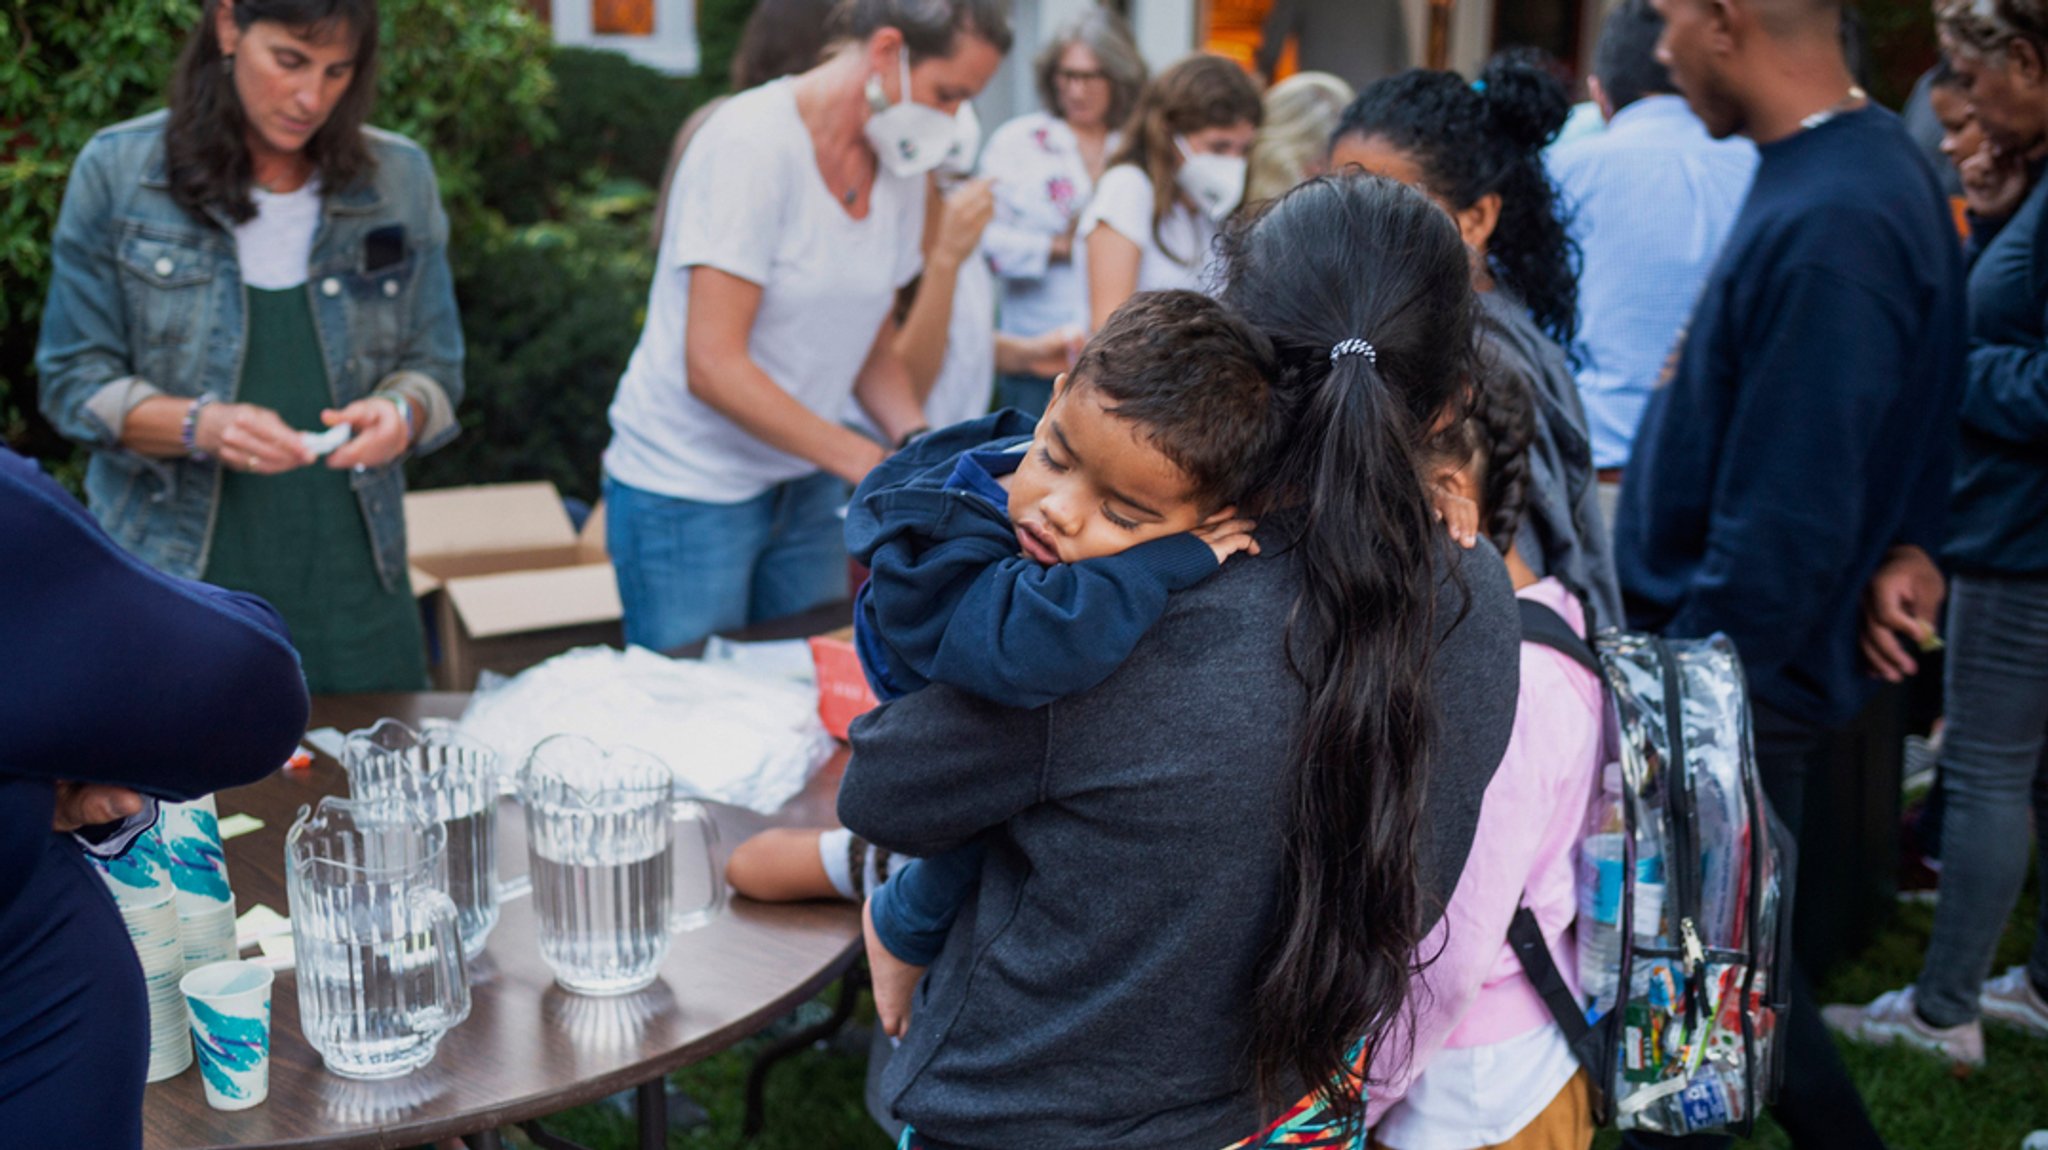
[931,179,996,271]
[198,402,316,475]
[322,397,413,470]
[995,326,1085,379]
[1962,145,2031,222]
[51,782,147,833]
[863,898,925,1039]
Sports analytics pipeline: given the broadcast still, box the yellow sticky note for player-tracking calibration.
[217,812,265,840]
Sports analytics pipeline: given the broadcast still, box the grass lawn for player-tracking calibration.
[506,881,2044,1150]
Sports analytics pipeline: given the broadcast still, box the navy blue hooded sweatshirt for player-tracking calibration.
[845,411,1220,709]
[1615,106,1965,729]
[1947,165,2048,574]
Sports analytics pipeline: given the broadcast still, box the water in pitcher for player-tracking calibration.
[296,898,455,1079]
[438,806,497,956]
[532,834,673,996]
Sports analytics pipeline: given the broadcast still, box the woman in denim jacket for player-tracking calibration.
[37,0,462,693]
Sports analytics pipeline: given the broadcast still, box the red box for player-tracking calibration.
[808,626,879,741]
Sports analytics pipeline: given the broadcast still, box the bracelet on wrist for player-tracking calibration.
[378,392,417,444]
[181,394,214,461]
[894,426,930,451]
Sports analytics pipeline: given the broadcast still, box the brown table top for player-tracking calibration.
[142,608,860,1149]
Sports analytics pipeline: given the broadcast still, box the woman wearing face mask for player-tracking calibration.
[35,0,462,694]
[601,0,1011,652]
[1080,54,1263,331]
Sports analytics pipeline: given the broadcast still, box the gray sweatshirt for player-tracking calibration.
[838,537,1521,1149]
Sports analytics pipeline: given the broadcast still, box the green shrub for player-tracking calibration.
[411,180,656,503]
[479,46,695,224]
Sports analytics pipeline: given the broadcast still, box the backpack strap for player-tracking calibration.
[1517,598,1601,678]
[1507,906,1592,1047]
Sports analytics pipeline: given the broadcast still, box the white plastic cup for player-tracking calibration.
[181,960,274,1110]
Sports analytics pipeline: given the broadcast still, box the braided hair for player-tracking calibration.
[1332,50,1580,347]
[1463,358,1538,554]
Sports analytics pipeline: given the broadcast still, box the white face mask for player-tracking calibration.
[1174,135,1248,222]
[938,101,982,179]
[864,48,963,178]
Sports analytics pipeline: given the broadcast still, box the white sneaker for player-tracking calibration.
[1821,986,1986,1069]
[1980,966,2048,1038]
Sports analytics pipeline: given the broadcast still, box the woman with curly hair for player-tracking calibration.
[1332,51,1620,630]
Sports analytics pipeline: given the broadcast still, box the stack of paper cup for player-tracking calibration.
[162,796,238,968]
[89,826,194,1081]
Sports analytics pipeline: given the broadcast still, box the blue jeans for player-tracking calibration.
[995,373,1055,419]
[603,471,850,652]
[1913,573,2048,1027]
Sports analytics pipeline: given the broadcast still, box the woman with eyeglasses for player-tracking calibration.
[976,8,1146,415]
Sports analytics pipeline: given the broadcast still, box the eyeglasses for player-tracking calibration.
[1053,68,1109,87]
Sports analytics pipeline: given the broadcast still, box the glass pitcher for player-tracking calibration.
[343,719,503,959]
[517,734,726,996]
[286,797,471,1079]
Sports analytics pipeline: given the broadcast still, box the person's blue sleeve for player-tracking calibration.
[1958,342,2048,446]
[1665,264,1919,680]
[0,448,309,800]
[867,526,1218,709]
[867,843,987,966]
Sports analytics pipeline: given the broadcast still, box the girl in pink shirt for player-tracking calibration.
[1369,368,1605,1150]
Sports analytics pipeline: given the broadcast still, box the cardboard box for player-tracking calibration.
[808,625,879,740]
[405,483,621,690]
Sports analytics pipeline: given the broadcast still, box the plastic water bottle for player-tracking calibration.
[1577,763,1627,1018]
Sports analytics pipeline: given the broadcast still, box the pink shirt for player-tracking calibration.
[1367,577,1603,1124]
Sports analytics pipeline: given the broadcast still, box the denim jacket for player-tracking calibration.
[36,109,464,591]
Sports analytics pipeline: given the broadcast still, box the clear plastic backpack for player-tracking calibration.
[1515,607,1795,1136]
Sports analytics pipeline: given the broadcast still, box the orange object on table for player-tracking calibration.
[808,626,879,741]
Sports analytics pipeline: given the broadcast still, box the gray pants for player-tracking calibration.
[1913,572,2048,1028]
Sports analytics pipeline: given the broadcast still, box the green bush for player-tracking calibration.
[411,180,656,503]
[479,46,696,224]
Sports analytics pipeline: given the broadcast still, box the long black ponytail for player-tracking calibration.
[1219,174,1479,1127]
[1332,50,1579,346]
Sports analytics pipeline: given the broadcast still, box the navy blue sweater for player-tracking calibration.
[0,446,308,1148]
[846,412,1220,709]
[1947,166,2048,575]
[1615,106,1965,728]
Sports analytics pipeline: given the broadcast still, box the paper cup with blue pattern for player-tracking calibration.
[181,960,273,1110]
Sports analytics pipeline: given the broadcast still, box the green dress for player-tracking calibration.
[203,286,429,694]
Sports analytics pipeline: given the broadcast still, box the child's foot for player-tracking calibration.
[1980,966,2048,1038]
[1822,987,1985,1069]
[863,899,928,1039]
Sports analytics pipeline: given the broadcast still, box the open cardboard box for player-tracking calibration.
[404,483,620,690]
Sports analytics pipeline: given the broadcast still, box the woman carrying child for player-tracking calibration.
[835,173,1523,1148]
[1332,52,1621,629]
[1368,346,1604,1150]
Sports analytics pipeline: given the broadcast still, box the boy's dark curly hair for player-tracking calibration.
[1333,49,1581,347]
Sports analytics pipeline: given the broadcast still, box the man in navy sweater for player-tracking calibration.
[1620,0,1967,1147]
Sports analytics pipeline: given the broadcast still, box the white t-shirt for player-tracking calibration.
[978,111,1119,337]
[1372,1024,1580,1150]
[1076,163,1218,313]
[604,79,927,503]
[925,253,996,429]
[234,181,323,289]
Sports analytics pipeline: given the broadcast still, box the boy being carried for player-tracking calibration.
[728,291,1280,1031]
[853,290,1278,1030]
